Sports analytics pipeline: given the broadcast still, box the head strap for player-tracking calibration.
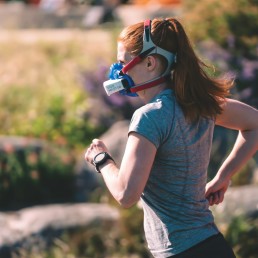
[122,19,176,75]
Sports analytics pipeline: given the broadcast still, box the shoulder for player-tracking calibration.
[134,101,162,118]
[129,92,176,147]
[135,91,176,119]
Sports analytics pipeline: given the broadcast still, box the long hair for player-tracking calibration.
[118,17,234,122]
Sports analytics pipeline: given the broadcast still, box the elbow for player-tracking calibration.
[120,201,134,209]
[115,191,139,209]
[243,128,258,151]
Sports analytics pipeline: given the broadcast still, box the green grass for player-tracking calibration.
[0,29,116,147]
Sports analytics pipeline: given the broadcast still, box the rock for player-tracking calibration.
[75,120,130,201]
[115,5,182,27]
[211,185,258,230]
[0,136,46,152]
[0,203,119,252]
[100,120,130,164]
[79,119,130,169]
[82,6,106,28]
[0,2,88,29]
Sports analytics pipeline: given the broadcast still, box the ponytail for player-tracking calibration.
[153,18,234,122]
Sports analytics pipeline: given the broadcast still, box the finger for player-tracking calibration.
[213,192,219,204]
[92,139,101,145]
[84,148,93,164]
[208,193,220,206]
[207,194,214,206]
[220,191,225,203]
[205,183,212,198]
[217,190,225,204]
[205,189,211,198]
[211,190,225,205]
[84,149,90,161]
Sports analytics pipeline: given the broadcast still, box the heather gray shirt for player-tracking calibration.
[129,89,219,257]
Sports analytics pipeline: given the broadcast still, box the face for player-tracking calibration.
[117,42,149,85]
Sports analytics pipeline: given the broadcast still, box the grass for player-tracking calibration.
[0,28,117,146]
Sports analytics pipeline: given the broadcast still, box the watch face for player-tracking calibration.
[95,152,106,163]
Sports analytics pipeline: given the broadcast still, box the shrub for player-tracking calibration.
[0,141,76,210]
[225,213,258,258]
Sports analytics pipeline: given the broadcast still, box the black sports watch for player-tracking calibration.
[93,152,114,173]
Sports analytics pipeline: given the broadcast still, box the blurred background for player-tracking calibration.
[0,0,257,257]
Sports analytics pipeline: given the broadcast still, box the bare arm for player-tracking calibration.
[85,132,157,208]
[205,98,258,205]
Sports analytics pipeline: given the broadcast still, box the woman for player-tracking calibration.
[85,18,258,258]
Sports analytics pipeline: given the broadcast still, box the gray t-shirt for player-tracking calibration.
[129,89,219,257]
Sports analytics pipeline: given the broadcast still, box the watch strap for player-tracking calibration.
[93,152,114,173]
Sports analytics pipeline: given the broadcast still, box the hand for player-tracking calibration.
[84,139,109,165]
[205,176,231,206]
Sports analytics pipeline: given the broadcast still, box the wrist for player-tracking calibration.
[216,169,232,183]
[98,159,114,172]
[93,152,115,173]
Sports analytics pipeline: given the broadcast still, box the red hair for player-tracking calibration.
[118,18,233,122]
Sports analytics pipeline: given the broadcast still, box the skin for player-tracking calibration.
[206,100,258,205]
[85,42,258,208]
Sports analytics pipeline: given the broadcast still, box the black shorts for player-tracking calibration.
[167,233,236,258]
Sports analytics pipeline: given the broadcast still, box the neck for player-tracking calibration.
[138,83,169,103]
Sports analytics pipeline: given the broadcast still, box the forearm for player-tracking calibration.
[99,161,139,208]
[85,135,155,208]
[217,129,258,181]
[99,162,126,204]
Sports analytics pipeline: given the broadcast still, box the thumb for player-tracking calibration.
[92,138,101,145]
[205,183,212,198]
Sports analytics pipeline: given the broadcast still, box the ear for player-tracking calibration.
[146,56,156,71]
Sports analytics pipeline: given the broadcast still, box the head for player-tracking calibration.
[117,17,233,121]
[103,19,177,97]
[118,18,179,74]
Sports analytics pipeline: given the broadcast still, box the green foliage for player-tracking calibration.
[118,205,149,257]
[63,208,150,258]
[183,0,258,58]
[231,158,256,186]
[0,144,76,210]
[225,8,258,58]
[15,91,106,148]
[81,189,149,257]
[0,33,112,148]
[225,214,258,258]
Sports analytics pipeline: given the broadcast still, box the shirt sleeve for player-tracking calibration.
[128,105,165,149]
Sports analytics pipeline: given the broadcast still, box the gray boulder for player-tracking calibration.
[0,136,46,152]
[211,185,258,229]
[99,120,130,164]
[75,120,130,202]
[0,203,119,254]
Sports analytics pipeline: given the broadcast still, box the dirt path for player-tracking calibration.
[0,29,112,44]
